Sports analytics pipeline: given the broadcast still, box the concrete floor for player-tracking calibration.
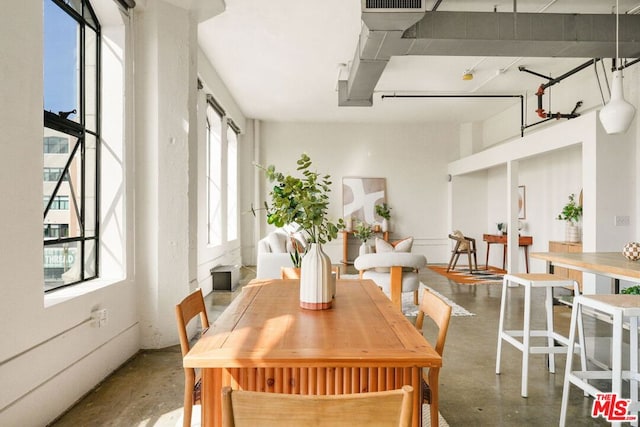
[49,265,616,426]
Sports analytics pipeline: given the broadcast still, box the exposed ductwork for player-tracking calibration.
[339,7,640,107]
[338,1,427,106]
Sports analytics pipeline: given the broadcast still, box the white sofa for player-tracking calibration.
[256,225,307,279]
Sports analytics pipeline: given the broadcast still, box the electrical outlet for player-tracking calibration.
[615,215,630,226]
[91,308,108,327]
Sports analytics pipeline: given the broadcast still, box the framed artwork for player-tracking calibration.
[518,185,526,219]
[342,177,386,224]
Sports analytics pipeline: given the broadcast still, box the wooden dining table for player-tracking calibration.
[183,278,441,427]
[530,251,640,293]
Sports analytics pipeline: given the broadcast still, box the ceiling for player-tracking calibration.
[198,0,640,124]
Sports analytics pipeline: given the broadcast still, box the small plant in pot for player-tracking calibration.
[353,221,373,256]
[375,203,392,232]
[256,153,344,309]
[557,193,583,243]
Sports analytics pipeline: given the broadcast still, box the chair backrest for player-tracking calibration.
[175,288,210,358]
[415,288,452,357]
[221,385,414,427]
[449,230,475,252]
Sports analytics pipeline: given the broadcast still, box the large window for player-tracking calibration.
[206,96,240,247]
[226,124,238,241]
[206,103,223,246]
[43,0,100,291]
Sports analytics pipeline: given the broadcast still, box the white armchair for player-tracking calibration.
[354,252,427,312]
[256,225,307,279]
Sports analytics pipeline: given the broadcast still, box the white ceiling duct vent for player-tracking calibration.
[362,0,426,12]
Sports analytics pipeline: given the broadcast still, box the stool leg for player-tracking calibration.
[545,286,556,373]
[560,297,581,427]
[496,276,508,375]
[612,309,623,427]
[631,316,639,427]
[573,282,588,397]
[522,283,532,397]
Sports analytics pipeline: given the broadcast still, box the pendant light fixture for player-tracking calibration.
[599,0,636,134]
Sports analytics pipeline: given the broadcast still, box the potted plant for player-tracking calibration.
[375,202,392,232]
[257,153,344,309]
[557,193,583,242]
[497,222,507,235]
[353,221,373,256]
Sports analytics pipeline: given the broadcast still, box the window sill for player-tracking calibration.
[44,276,125,308]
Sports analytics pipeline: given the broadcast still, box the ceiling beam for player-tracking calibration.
[406,11,640,58]
[339,10,640,107]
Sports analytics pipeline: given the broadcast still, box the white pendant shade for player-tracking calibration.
[599,70,636,135]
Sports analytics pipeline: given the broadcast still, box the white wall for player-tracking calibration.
[484,146,583,270]
[256,122,460,264]
[450,108,638,286]
[0,3,139,426]
[0,1,252,424]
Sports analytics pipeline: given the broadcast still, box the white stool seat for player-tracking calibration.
[496,273,585,397]
[560,294,640,427]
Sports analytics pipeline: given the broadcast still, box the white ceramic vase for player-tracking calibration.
[565,223,581,243]
[381,218,389,232]
[299,243,333,310]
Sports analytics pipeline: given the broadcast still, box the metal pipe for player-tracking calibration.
[522,58,599,119]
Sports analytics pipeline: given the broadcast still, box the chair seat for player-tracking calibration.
[362,270,420,294]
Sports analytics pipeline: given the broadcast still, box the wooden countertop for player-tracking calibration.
[530,251,640,282]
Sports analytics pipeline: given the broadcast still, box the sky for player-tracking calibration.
[44,0,78,115]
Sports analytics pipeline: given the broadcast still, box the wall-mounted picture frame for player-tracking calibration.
[342,177,387,225]
[518,185,526,219]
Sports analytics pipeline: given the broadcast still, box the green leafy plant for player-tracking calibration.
[622,285,640,295]
[256,153,344,245]
[497,222,506,234]
[289,246,303,268]
[353,221,373,243]
[556,193,583,225]
[375,203,392,220]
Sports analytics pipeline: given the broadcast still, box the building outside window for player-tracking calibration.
[43,0,100,291]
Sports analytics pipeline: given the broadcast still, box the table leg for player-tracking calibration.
[342,231,348,266]
[524,246,530,273]
[485,243,490,270]
[502,244,507,271]
[201,368,222,427]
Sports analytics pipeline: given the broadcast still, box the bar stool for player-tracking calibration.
[496,273,585,397]
[560,294,640,427]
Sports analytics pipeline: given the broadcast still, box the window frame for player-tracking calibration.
[205,95,241,248]
[43,0,101,292]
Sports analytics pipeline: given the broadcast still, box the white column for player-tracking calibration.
[507,160,520,273]
[134,1,198,348]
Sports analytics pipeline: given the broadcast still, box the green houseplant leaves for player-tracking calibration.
[257,153,344,245]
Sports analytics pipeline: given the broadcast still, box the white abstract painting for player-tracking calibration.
[342,177,386,224]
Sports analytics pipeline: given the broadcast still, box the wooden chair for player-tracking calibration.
[415,288,452,426]
[175,288,210,427]
[221,385,414,427]
[446,231,478,273]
